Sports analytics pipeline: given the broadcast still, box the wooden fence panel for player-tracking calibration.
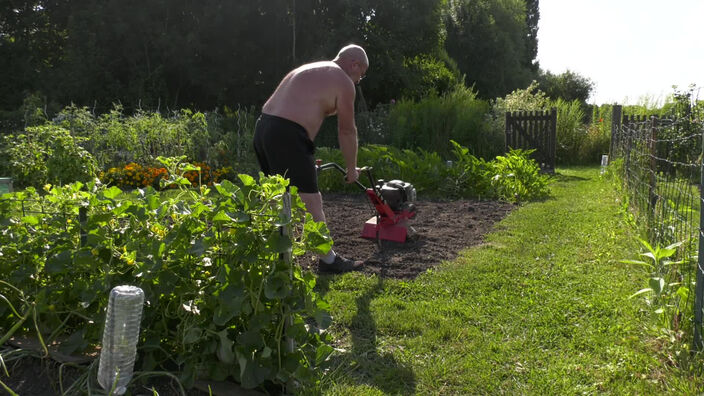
[505,108,557,172]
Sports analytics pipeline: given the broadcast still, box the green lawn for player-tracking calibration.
[312,167,702,395]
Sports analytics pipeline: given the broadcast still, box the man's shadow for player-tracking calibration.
[315,275,416,394]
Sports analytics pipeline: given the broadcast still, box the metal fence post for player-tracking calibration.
[694,126,704,350]
[648,117,658,214]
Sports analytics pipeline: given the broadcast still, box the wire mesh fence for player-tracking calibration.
[610,104,704,349]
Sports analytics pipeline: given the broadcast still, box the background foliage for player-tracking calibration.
[0,0,542,119]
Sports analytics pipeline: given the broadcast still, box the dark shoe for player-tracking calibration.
[318,255,364,274]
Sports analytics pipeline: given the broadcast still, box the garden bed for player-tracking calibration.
[302,193,515,278]
[2,193,514,395]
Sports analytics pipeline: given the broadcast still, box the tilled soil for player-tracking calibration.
[300,193,515,278]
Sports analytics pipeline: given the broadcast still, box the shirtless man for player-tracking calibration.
[253,44,368,273]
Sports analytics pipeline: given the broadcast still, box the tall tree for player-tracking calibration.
[443,0,537,99]
[524,0,539,71]
[0,0,469,114]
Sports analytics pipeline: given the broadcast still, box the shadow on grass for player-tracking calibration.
[315,275,417,394]
[552,172,591,182]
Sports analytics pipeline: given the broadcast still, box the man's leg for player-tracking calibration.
[299,192,337,264]
[299,192,326,223]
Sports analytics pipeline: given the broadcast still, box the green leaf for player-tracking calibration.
[230,211,250,223]
[220,286,245,313]
[237,330,261,347]
[21,215,39,225]
[103,186,122,199]
[189,238,205,256]
[238,174,256,186]
[266,231,292,254]
[676,286,690,300]
[619,259,653,269]
[303,218,333,255]
[261,346,272,359]
[183,327,202,344]
[264,273,291,299]
[212,211,232,222]
[315,344,334,365]
[215,179,239,196]
[237,354,270,389]
[208,362,229,382]
[216,330,235,364]
[213,303,235,326]
[629,288,653,299]
[658,247,677,259]
[45,250,71,273]
[649,277,665,295]
[146,195,160,210]
[58,328,87,355]
[314,309,332,330]
[73,249,94,266]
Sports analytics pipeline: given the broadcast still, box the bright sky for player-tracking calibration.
[537,0,704,105]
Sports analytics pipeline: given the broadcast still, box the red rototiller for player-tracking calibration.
[316,161,417,243]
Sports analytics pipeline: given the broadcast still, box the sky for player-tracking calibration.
[537,0,704,105]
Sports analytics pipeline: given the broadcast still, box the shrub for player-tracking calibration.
[489,148,550,202]
[0,124,97,188]
[553,98,586,165]
[55,105,231,169]
[386,85,496,158]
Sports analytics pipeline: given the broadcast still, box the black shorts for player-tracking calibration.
[252,114,318,193]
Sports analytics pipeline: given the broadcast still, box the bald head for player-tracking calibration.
[335,44,369,67]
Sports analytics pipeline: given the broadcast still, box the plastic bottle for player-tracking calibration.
[97,285,144,395]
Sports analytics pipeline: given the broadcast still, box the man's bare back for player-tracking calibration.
[262,61,355,142]
[253,44,369,273]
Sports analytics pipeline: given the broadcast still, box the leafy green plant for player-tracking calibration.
[0,124,97,188]
[316,142,549,203]
[489,148,550,202]
[0,162,335,392]
[622,239,691,334]
[442,140,491,198]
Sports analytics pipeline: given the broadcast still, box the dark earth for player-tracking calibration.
[2,193,514,395]
[302,193,515,279]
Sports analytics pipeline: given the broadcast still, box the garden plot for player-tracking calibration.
[301,193,515,278]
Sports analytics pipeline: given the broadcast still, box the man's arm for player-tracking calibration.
[336,78,359,183]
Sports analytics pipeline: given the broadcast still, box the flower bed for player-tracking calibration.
[99,162,233,189]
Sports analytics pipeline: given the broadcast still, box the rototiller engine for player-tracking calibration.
[316,161,417,243]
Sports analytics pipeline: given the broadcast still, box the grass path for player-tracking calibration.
[314,167,701,395]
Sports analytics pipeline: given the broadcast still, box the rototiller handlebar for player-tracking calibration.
[316,160,417,243]
[315,161,371,192]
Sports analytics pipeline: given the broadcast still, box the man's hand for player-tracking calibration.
[346,167,361,184]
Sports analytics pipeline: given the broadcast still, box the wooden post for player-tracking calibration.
[610,105,622,161]
[504,111,511,153]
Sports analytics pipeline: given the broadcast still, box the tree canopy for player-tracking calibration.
[0,0,544,115]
